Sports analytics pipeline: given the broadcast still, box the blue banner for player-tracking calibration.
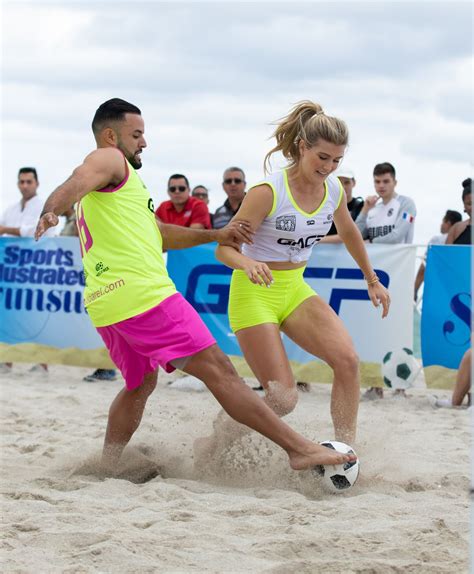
[421,245,471,368]
[0,237,103,349]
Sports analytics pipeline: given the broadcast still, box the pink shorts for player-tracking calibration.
[96,293,216,391]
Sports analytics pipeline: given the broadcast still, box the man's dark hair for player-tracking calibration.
[18,167,38,181]
[373,162,396,178]
[444,210,462,225]
[168,173,190,188]
[92,98,141,135]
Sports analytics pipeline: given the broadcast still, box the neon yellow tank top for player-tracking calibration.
[76,156,176,327]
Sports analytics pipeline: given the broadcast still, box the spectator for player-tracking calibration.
[357,162,417,400]
[0,167,55,238]
[321,167,364,243]
[192,185,210,205]
[213,167,246,229]
[60,206,78,237]
[0,167,52,375]
[414,209,462,301]
[434,348,471,408]
[446,179,471,245]
[156,174,211,229]
[355,162,417,244]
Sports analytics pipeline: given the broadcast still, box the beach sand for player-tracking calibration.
[1,364,469,573]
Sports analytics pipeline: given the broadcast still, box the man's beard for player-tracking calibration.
[128,154,142,169]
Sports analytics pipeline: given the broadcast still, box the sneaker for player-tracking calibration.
[296,381,311,392]
[83,369,117,382]
[0,363,12,375]
[29,364,48,375]
[361,387,384,401]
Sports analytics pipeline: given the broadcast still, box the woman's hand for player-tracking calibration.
[368,281,391,318]
[243,260,274,287]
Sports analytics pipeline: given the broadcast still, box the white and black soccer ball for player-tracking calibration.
[312,440,359,492]
[382,347,420,390]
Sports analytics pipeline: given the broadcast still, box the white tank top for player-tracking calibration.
[242,169,343,263]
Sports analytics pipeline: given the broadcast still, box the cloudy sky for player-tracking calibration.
[2,0,472,243]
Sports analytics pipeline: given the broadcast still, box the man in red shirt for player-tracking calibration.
[155,174,211,229]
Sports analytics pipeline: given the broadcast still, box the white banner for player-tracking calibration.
[284,244,417,363]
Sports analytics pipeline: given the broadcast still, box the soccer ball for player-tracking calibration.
[312,441,359,492]
[382,348,420,390]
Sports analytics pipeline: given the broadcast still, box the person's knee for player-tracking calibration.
[265,381,299,416]
[331,347,359,377]
[138,370,158,397]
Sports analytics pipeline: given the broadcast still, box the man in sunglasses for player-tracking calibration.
[155,174,211,229]
[213,167,247,229]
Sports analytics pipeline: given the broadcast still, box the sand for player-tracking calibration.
[1,364,470,573]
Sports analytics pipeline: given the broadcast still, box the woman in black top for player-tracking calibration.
[447,179,471,245]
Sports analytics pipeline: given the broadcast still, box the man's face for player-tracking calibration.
[373,172,396,199]
[338,176,356,200]
[440,218,452,234]
[168,177,190,207]
[222,170,246,201]
[17,172,38,201]
[115,113,147,169]
[192,186,209,205]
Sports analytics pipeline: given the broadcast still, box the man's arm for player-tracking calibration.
[0,226,21,237]
[157,219,253,251]
[35,148,126,240]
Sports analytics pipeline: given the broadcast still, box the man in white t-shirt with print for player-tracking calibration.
[355,162,416,244]
[355,162,417,400]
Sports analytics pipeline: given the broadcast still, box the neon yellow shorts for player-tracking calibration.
[228,267,317,333]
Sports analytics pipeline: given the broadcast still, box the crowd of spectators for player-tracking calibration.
[1,164,471,395]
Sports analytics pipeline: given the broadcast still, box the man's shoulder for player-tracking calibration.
[214,202,231,214]
[188,196,209,211]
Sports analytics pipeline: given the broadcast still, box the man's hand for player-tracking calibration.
[0,226,6,236]
[35,212,59,240]
[215,220,253,250]
[362,195,379,214]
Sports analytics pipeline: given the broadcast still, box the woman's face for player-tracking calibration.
[299,139,346,183]
[463,193,472,218]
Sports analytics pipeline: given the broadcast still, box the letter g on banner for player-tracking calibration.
[185,264,232,313]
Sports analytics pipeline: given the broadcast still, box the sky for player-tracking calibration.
[1,0,472,244]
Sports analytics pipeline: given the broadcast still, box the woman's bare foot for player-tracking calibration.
[288,442,357,471]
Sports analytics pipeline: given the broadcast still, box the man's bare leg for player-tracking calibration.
[184,345,356,470]
[102,370,158,469]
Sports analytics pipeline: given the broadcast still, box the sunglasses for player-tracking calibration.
[224,178,243,185]
[169,186,187,193]
[193,193,208,198]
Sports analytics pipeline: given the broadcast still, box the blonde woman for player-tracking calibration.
[216,101,390,444]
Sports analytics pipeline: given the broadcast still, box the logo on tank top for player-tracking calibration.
[276,215,296,232]
[148,198,155,213]
[95,261,110,277]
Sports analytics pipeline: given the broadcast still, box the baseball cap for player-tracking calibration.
[334,167,355,179]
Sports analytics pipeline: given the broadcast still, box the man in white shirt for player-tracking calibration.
[355,162,416,244]
[356,162,417,400]
[0,167,52,375]
[0,167,56,238]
